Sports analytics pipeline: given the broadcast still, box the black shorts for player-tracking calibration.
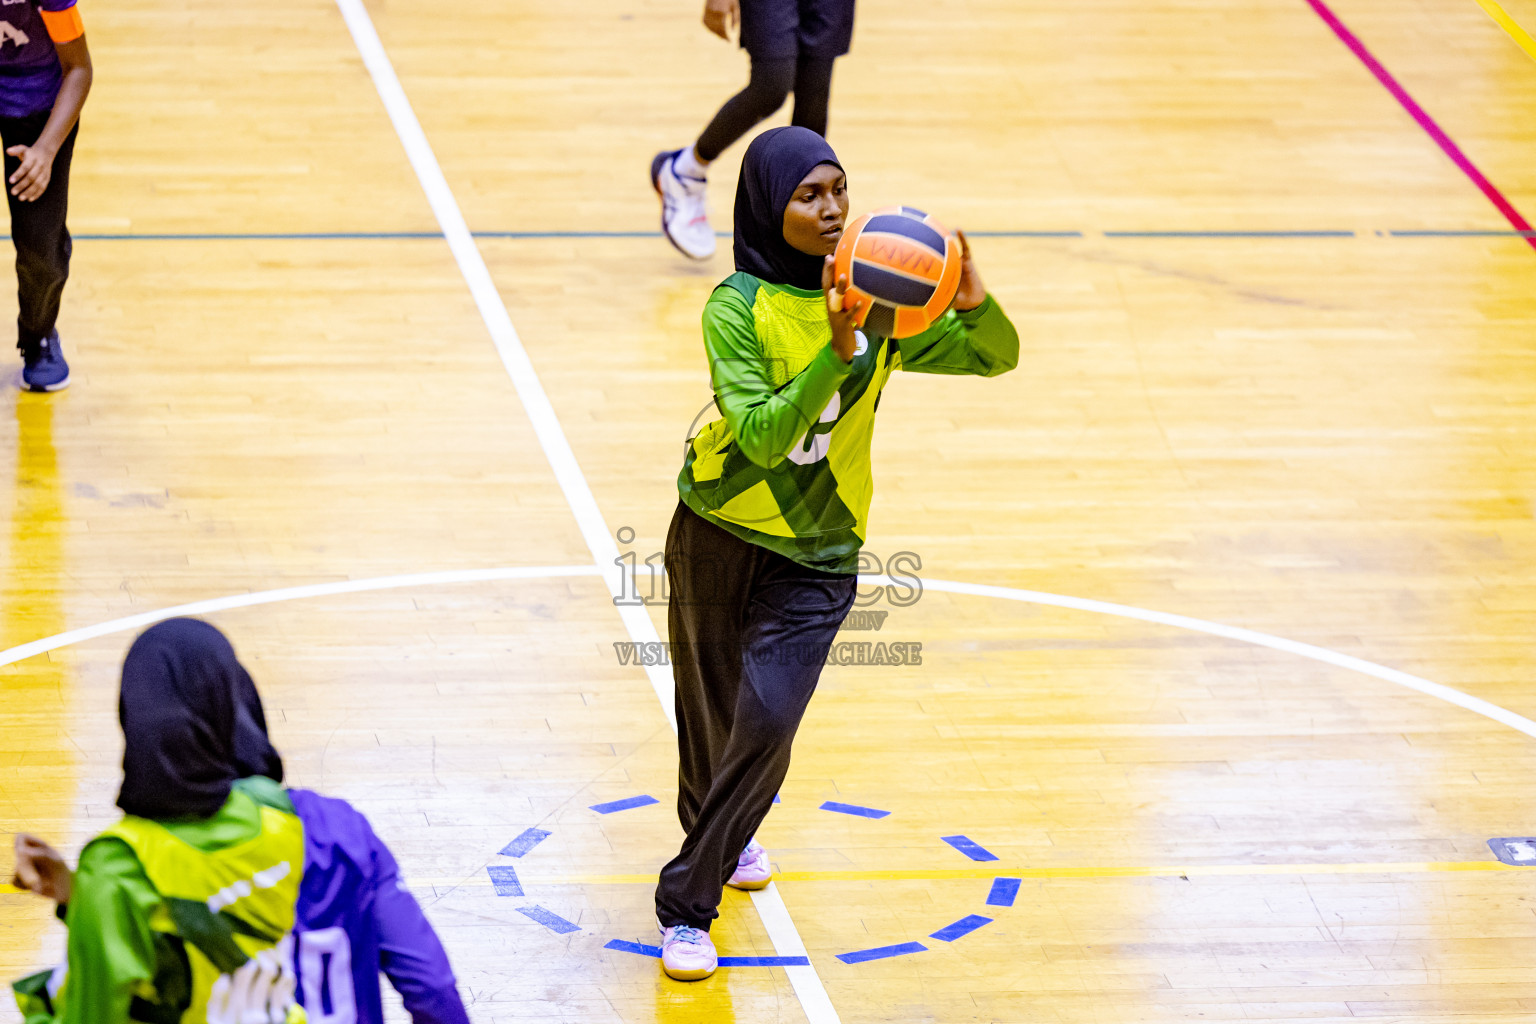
[740,0,856,61]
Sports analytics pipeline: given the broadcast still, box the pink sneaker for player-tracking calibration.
[726,839,772,891]
[660,924,717,981]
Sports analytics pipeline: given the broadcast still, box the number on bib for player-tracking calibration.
[787,391,840,466]
[298,927,357,1024]
[206,935,298,1024]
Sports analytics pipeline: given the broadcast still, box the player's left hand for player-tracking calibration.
[7,143,57,202]
[950,229,987,312]
[13,834,72,904]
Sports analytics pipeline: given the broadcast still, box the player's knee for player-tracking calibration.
[15,247,65,285]
[742,688,806,748]
[744,62,795,117]
[760,711,800,748]
[14,232,64,264]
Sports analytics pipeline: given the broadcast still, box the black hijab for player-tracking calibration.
[117,618,284,820]
[734,126,844,291]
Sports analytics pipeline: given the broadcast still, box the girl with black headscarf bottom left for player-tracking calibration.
[10,618,471,1024]
[654,126,1020,980]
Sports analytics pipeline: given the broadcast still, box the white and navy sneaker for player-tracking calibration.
[20,330,69,392]
[650,149,715,260]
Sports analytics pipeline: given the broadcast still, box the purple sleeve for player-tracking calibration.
[367,832,472,1024]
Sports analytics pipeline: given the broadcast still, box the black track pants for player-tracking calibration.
[655,503,856,929]
[1,111,75,349]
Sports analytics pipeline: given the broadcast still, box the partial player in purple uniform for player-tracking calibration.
[0,0,92,391]
[288,789,471,1024]
[11,619,471,1024]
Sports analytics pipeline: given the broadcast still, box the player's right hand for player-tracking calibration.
[13,834,72,904]
[6,144,56,203]
[703,0,739,41]
[822,256,863,363]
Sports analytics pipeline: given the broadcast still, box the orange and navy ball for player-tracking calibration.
[831,206,962,339]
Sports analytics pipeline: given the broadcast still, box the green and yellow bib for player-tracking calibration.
[14,783,306,1024]
[98,791,304,1024]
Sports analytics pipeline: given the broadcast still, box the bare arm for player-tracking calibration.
[9,33,92,201]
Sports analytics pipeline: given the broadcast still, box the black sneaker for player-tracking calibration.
[20,330,69,392]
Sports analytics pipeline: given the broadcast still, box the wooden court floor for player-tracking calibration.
[3,0,1536,1021]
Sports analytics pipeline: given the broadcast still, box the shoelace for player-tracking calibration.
[669,165,707,197]
[668,925,707,946]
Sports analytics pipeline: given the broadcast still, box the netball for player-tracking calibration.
[831,206,963,338]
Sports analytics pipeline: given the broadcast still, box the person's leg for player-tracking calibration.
[655,552,856,931]
[788,54,835,137]
[655,507,767,980]
[651,0,801,260]
[6,114,74,349]
[715,0,804,158]
[787,0,853,137]
[664,503,756,835]
[5,112,75,391]
[693,57,797,163]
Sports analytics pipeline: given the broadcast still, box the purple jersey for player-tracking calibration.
[288,789,471,1024]
[0,0,75,118]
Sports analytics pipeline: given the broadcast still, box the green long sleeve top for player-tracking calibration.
[678,271,1020,572]
[14,779,292,1024]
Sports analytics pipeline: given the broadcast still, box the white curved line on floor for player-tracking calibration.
[0,565,601,667]
[888,576,1536,740]
[6,565,1531,742]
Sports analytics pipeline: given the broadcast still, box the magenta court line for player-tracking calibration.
[1303,0,1536,254]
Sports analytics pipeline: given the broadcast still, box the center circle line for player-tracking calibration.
[4,565,1529,742]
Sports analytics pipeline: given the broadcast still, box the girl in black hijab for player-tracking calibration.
[115,617,285,820]
[10,618,302,1024]
[12,619,471,1024]
[658,126,1020,980]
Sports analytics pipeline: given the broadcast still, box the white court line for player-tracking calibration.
[8,568,1532,743]
[876,576,1536,742]
[0,566,601,667]
[327,0,671,725]
[328,0,834,1016]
